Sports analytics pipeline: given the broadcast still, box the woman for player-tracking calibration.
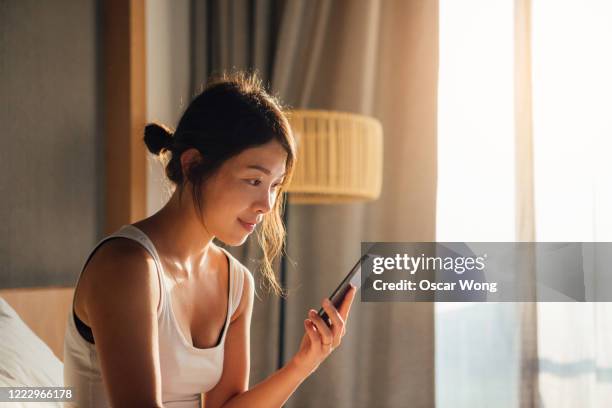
[63,72,357,407]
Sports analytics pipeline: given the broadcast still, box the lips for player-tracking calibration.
[238,218,257,232]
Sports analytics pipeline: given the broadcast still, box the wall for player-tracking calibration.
[0,0,103,288]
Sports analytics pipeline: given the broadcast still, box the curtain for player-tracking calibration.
[186,1,439,406]
[514,0,539,406]
[435,1,519,406]
[436,0,612,406]
[280,3,438,407]
[525,0,612,406]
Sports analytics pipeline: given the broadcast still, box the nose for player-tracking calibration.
[253,189,275,215]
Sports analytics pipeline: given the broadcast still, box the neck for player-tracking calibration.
[135,188,215,278]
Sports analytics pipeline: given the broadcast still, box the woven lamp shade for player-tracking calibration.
[285,110,383,204]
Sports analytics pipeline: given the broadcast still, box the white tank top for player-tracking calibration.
[63,224,250,407]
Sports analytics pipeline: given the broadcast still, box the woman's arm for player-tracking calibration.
[213,357,308,408]
[204,277,357,408]
[82,240,164,407]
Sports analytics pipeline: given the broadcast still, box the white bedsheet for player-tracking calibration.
[0,297,63,407]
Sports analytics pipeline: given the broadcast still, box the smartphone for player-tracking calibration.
[317,253,374,326]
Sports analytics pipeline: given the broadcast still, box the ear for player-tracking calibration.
[179,148,203,180]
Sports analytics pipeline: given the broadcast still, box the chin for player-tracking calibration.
[217,231,250,247]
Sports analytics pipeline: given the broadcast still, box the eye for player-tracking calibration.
[245,179,262,186]
[245,179,282,189]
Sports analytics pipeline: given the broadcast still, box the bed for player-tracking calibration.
[0,287,73,407]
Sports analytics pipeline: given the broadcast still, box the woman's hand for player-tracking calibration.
[290,284,357,377]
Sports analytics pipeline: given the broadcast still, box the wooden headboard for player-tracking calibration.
[0,287,74,361]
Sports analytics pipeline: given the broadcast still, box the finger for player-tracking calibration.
[338,284,357,320]
[308,310,334,346]
[304,319,321,350]
[321,298,345,339]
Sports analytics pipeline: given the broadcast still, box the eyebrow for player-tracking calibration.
[246,165,286,178]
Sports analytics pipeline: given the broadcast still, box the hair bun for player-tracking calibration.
[144,123,174,155]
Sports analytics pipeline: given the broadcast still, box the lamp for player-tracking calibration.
[277,109,383,369]
[286,110,383,204]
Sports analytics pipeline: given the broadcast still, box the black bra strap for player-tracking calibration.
[73,309,95,344]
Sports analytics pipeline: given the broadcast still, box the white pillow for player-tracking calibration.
[0,297,64,388]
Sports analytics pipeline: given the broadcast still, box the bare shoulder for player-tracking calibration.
[78,237,164,406]
[78,238,161,321]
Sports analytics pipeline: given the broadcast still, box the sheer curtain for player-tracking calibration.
[531,0,612,406]
[436,0,612,407]
[436,1,519,407]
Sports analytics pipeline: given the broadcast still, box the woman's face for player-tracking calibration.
[200,140,288,246]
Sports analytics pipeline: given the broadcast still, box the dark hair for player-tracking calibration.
[144,72,296,296]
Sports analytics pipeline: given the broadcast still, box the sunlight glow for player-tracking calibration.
[436,0,515,244]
